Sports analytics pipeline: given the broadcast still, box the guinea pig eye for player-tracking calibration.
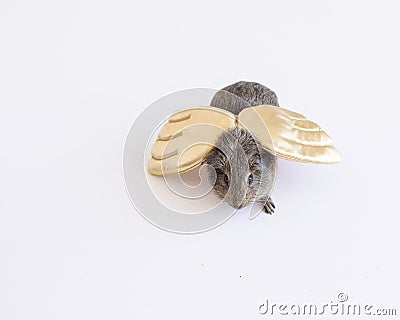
[248,173,253,186]
[224,174,229,186]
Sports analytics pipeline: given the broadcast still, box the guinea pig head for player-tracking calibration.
[205,127,266,209]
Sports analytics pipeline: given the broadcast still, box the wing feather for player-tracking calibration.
[238,105,341,164]
[148,107,235,175]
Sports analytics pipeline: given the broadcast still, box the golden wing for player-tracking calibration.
[148,107,236,176]
[238,105,341,163]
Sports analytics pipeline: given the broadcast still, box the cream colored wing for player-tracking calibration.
[238,105,341,163]
[148,107,236,176]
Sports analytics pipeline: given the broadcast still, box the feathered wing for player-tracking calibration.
[238,105,341,164]
[148,104,341,176]
[148,107,236,176]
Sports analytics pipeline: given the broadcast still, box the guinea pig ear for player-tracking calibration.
[238,105,341,164]
[148,107,236,176]
[205,147,227,170]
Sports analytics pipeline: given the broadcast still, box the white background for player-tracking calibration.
[1,0,400,319]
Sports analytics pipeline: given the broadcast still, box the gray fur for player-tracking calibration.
[211,81,279,115]
[206,81,279,213]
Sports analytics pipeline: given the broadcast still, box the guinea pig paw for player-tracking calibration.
[263,198,275,215]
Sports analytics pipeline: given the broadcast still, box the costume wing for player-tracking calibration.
[148,107,236,175]
[238,105,341,163]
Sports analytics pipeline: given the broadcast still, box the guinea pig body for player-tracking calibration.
[206,81,278,213]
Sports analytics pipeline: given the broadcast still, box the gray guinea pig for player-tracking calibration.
[205,81,278,214]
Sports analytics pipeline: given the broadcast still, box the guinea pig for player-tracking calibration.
[205,81,279,214]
